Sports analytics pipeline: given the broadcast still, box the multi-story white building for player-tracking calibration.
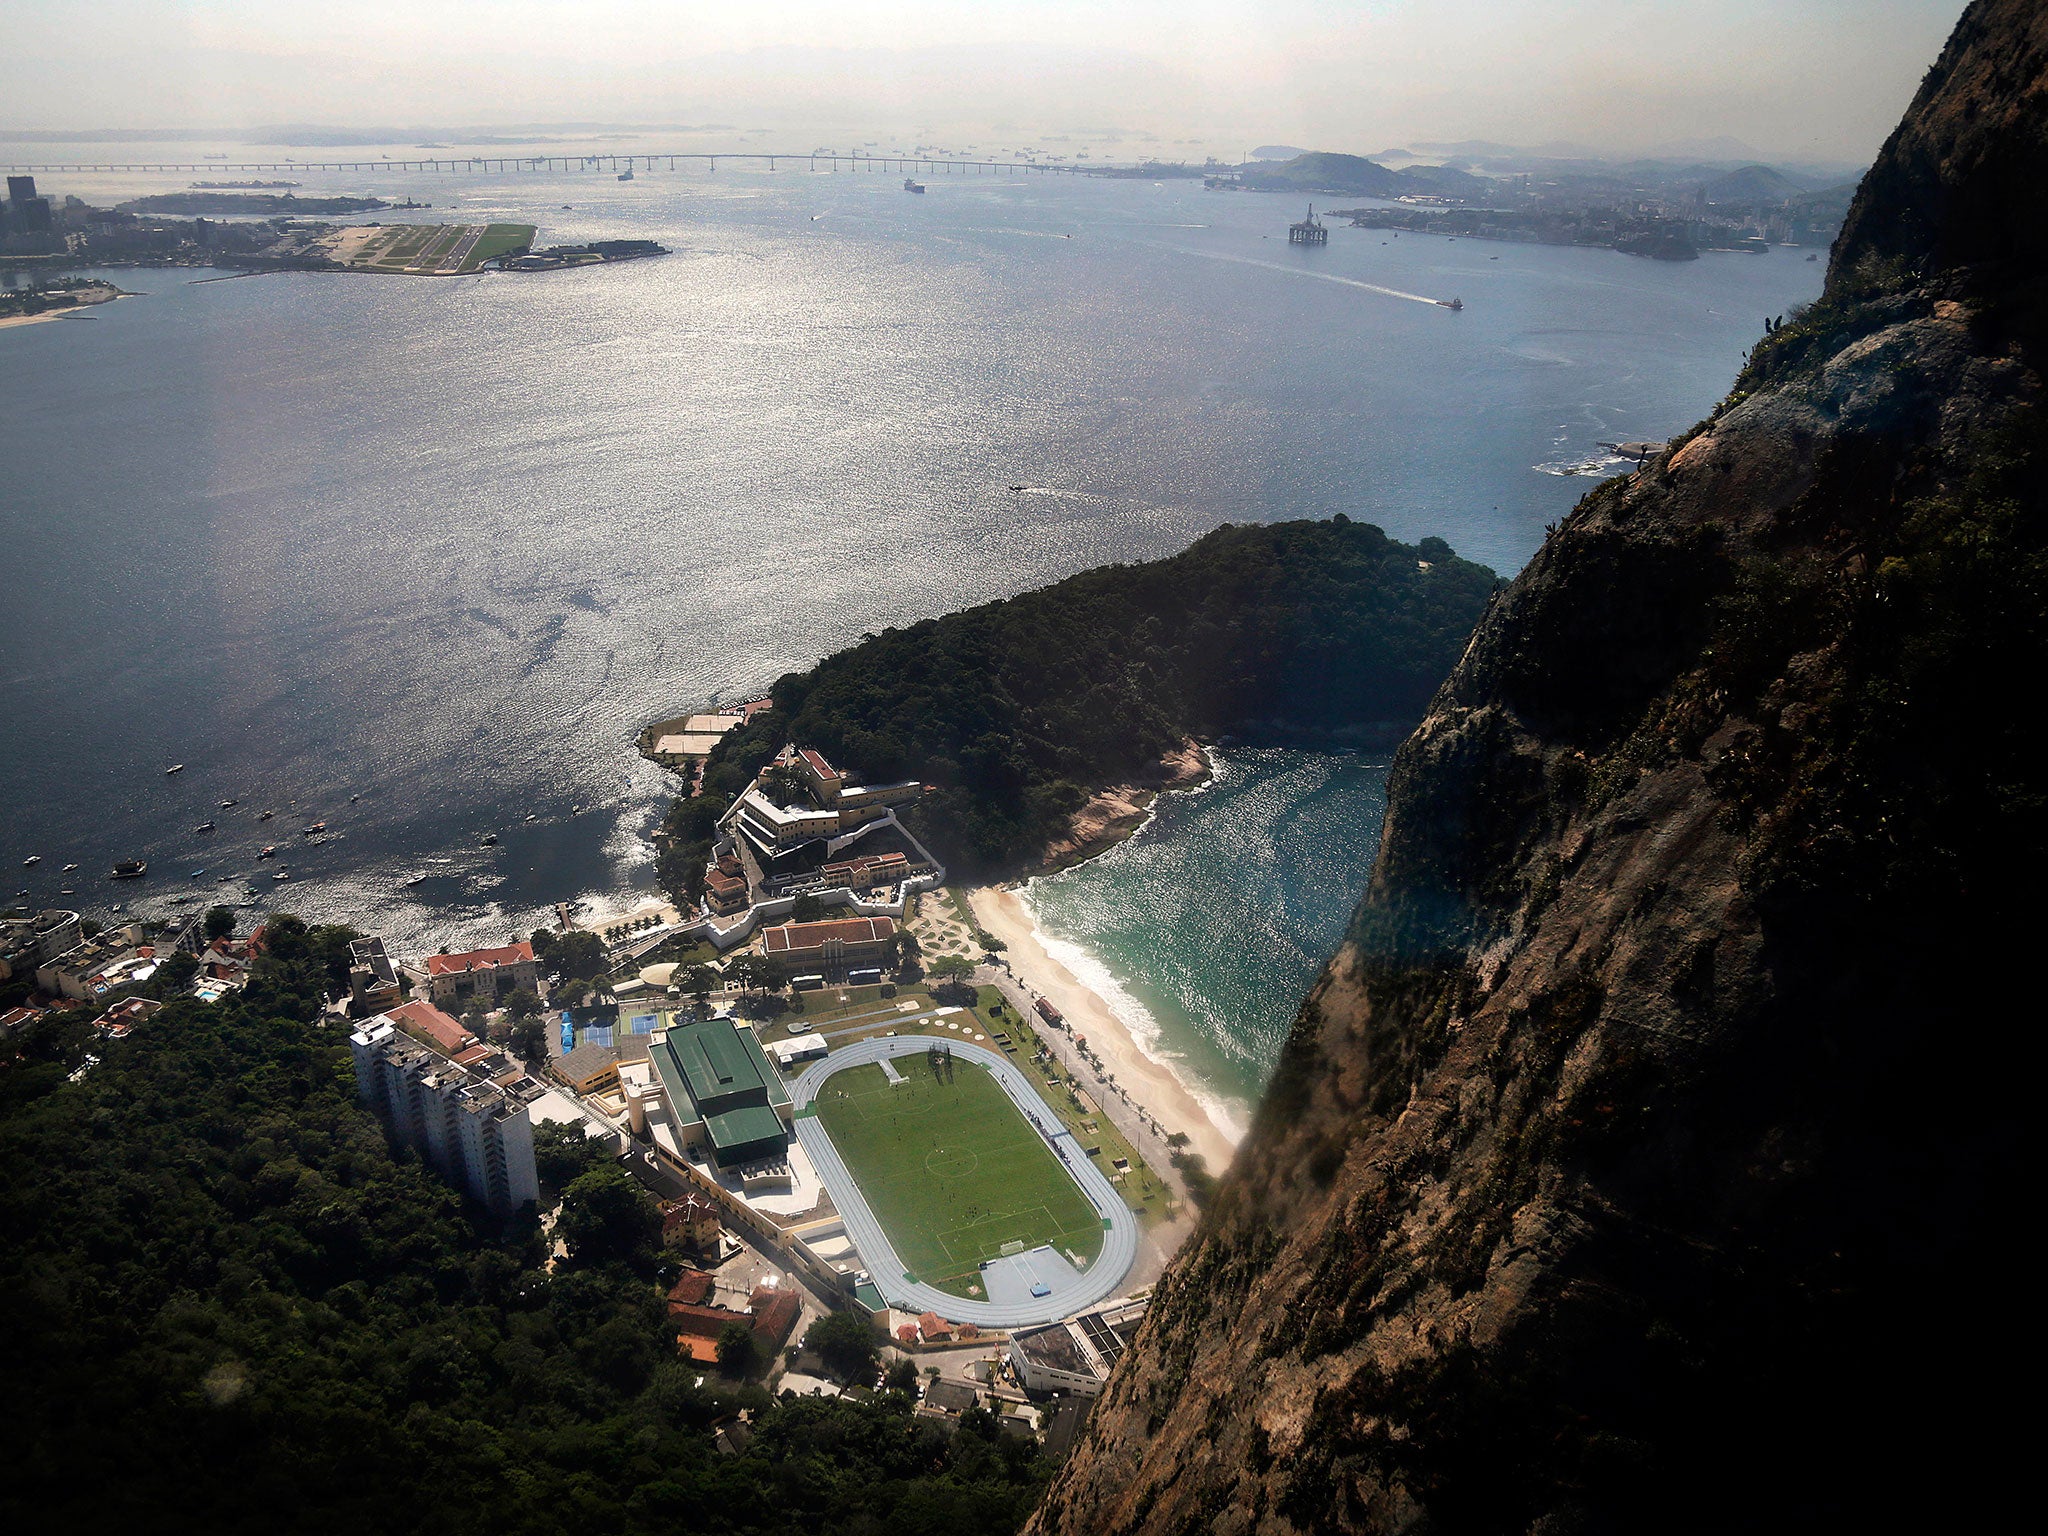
[349,1020,539,1213]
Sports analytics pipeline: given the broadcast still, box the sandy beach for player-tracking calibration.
[968,884,1240,1175]
[0,309,84,330]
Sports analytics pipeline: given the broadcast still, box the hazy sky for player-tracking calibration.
[4,1,1969,162]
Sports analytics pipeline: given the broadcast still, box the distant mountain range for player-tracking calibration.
[1234,147,1856,206]
[1236,151,1489,199]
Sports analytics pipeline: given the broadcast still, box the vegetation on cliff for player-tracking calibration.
[658,519,1495,886]
[0,937,1051,1534]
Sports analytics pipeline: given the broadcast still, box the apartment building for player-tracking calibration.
[349,1019,539,1213]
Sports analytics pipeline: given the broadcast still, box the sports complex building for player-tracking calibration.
[643,1014,794,1169]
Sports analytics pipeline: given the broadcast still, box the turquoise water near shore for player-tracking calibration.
[1021,748,1390,1132]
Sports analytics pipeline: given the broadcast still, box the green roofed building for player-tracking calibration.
[648,1015,793,1169]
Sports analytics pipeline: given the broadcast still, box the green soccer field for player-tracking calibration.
[812,1054,1104,1298]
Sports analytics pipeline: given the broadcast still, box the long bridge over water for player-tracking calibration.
[1,152,1089,178]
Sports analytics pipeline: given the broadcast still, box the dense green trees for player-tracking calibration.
[0,939,1053,1534]
[558,1164,665,1271]
[672,518,1495,876]
[804,1310,881,1384]
[533,1116,613,1189]
[533,926,608,982]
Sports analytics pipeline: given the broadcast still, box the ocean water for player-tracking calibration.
[1,155,1823,977]
[1023,748,1390,1132]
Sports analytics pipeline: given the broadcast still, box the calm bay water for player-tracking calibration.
[2,154,1822,1007]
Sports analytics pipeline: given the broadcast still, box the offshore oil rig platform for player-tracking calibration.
[1288,204,1328,245]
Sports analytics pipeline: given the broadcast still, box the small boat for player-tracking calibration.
[111,860,147,879]
[219,799,238,808]
[404,874,427,887]
[617,166,634,181]
[258,846,277,859]
[349,793,360,802]
[1438,297,1464,311]
[272,870,291,881]
[62,863,78,872]
[258,809,274,821]
[479,832,498,846]
[303,822,326,835]
[166,764,185,775]
[189,869,205,880]
[524,813,538,822]
[22,855,39,866]
[60,888,73,895]
[194,820,215,833]
[903,178,925,193]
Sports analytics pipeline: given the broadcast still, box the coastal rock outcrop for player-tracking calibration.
[1029,3,2047,1531]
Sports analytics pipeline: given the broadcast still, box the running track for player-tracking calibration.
[789,1035,1140,1327]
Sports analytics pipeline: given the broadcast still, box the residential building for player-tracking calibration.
[704,852,750,915]
[919,1379,985,1421]
[424,940,540,1008]
[2,908,83,978]
[92,997,162,1037]
[667,1280,801,1363]
[1007,1296,1149,1397]
[661,1193,724,1259]
[0,1005,44,1039]
[348,935,403,1012]
[817,849,911,892]
[760,915,896,974]
[348,1020,539,1213]
[35,924,151,1001]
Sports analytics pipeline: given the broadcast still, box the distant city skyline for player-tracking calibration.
[3,1,1970,166]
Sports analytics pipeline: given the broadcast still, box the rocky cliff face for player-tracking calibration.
[1030,5,2046,1532]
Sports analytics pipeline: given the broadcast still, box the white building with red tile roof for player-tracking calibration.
[423,940,539,1009]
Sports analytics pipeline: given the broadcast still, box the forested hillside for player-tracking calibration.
[0,930,1050,1535]
[662,519,1495,882]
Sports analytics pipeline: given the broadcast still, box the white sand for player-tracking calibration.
[969,886,1239,1174]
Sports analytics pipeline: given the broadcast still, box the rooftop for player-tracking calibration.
[647,1015,792,1159]
[761,916,896,954]
[425,940,535,977]
[382,998,473,1056]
